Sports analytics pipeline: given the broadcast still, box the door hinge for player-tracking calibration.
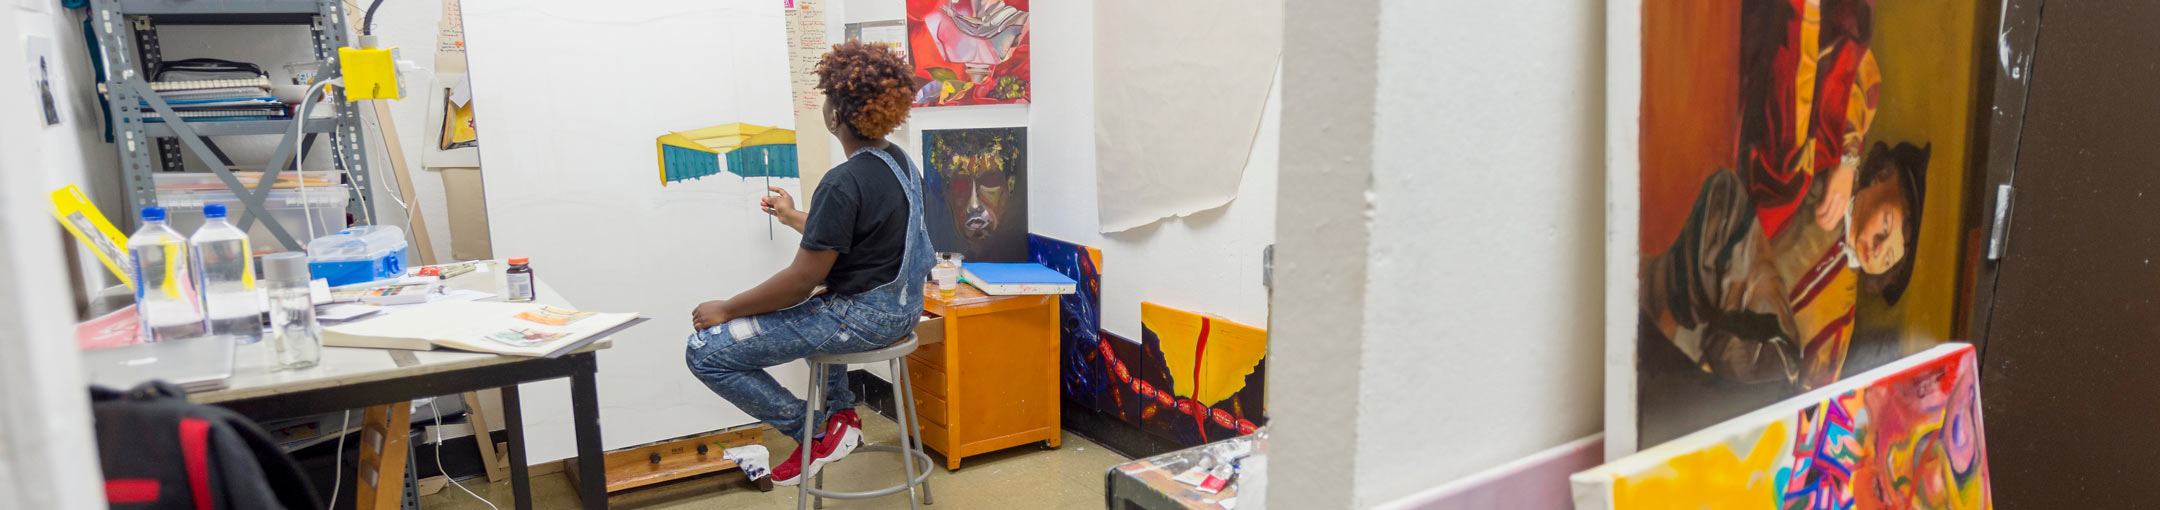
[1987,184,2014,260]
[1262,244,1274,289]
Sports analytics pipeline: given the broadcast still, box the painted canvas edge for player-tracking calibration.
[1570,342,1976,500]
[1603,0,1645,461]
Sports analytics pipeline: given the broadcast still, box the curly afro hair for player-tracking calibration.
[815,41,913,139]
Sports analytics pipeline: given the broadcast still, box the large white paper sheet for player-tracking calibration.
[1092,0,1283,233]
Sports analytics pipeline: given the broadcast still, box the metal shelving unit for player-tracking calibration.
[90,0,375,250]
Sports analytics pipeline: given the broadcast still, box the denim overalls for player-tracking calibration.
[686,146,935,440]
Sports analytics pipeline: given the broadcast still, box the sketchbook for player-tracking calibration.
[323,301,639,357]
[961,262,1078,295]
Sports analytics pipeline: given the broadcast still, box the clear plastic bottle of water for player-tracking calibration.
[190,204,262,349]
[127,207,204,342]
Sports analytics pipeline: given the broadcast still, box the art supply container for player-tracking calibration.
[263,252,321,369]
[505,257,535,302]
[306,225,407,287]
[153,172,346,254]
[933,252,963,299]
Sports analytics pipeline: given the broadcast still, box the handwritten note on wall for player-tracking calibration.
[783,0,833,201]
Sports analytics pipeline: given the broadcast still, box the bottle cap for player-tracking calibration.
[262,252,311,282]
[508,257,529,265]
[141,206,166,222]
[203,204,227,219]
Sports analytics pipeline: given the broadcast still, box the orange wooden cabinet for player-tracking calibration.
[908,283,1061,471]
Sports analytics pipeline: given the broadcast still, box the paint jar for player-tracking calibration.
[505,257,536,302]
[933,252,963,299]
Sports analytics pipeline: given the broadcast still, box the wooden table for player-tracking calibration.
[189,264,638,510]
[908,282,1061,470]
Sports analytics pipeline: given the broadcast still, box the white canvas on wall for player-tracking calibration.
[461,0,802,462]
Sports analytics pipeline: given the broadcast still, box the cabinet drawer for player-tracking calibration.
[908,340,947,369]
[905,359,947,399]
[917,419,950,454]
[911,391,949,426]
[915,315,945,347]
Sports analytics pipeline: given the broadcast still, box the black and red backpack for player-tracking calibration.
[91,381,323,510]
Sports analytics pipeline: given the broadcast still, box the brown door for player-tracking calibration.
[1973,1,2160,507]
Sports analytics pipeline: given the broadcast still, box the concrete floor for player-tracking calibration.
[419,406,1128,509]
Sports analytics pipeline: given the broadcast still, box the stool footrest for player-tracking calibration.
[802,445,934,500]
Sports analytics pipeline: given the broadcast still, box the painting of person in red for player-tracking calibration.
[907,0,1031,107]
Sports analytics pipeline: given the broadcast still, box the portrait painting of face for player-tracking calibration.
[923,127,1028,262]
[1627,0,1982,448]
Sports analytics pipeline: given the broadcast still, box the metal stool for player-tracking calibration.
[801,333,934,510]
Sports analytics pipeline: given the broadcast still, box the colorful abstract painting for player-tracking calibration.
[1625,0,1986,447]
[923,127,1028,261]
[1027,235,1112,409]
[907,0,1030,107]
[1573,343,1990,510]
[1100,303,1265,446]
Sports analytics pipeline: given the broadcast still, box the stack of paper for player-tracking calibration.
[128,76,290,122]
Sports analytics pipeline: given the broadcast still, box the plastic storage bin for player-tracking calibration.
[307,226,407,287]
[152,173,347,253]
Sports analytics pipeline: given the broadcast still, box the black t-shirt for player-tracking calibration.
[801,145,916,296]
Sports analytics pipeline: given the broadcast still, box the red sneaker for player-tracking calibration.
[772,413,863,486]
[834,409,861,429]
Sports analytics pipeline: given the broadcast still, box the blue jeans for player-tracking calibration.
[685,294,902,439]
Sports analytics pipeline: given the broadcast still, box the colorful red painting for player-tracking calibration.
[906,0,1030,107]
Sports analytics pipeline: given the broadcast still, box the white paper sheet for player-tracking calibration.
[1092,0,1283,233]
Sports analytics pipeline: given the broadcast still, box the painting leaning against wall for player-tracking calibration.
[1630,0,1987,447]
[1574,343,1990,509]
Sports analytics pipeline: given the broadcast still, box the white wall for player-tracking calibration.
[1273,0,1607,507]
[1357,0,1605,504]
[1,4,111,508]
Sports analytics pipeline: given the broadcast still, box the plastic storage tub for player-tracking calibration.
[152,173,347,253]
[307,226,407,287]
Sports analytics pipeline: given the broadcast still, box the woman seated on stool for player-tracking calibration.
[684,41,931,487]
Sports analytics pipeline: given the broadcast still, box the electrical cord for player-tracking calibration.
[430,400,501,510]
[324,410,352,509]
[362,0,388,35]
[363,102,418,238]
[293,78,340,244]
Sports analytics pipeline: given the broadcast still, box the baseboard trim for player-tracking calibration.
[1374,434,1604,510]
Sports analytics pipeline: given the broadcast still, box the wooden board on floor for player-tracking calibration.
[564,424,772,496]
[355,402,414,510]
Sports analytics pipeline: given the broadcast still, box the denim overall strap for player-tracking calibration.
[839,146,932,334]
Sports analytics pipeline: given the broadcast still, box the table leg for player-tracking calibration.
[570,359,607,510]
[501,384,533,510]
